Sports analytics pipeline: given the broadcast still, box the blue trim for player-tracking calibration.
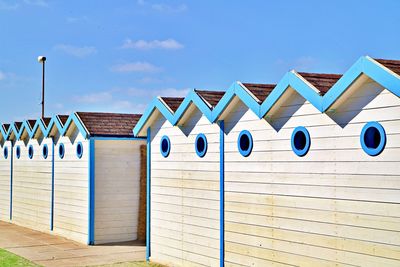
[146,127,151,261]
[237,130,253,157]
[3,146,8,159]
[360,121,386,156]
[160,135,171,158]
[28,144,34,159]
[291,126,311,157]
[195,133,208,158]
[50,139,54,230]
[58,143,65,159]
[15,145,20,159]
[42,144,49,159]
[219,121,225,267]
[133,56,400,136]
[9,144,13,220]
[61,113,89,138]
[88,138,95,245]
[76,142,83,159]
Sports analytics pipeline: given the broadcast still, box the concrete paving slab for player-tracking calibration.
[0,221,146,267]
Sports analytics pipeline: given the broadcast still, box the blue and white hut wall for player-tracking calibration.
[134,56,400,267]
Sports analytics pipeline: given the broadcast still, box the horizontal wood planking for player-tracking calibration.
[53,134,89,244]
[12,138,52,232]
[224,85,400,265]
[150,109,220,266]
[94,139,145,244]
[0,141,11,222]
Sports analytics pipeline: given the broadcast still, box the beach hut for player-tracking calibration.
[0,124,12,222]
[134,56,400,266]
[0,112,146,245]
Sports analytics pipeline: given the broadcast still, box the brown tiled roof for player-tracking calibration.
[14,122,22,131]
[297,72,342,95]
[160,97,184,112]
[27,120,36,129]
[374,58,400,76]
[242,83,276,102]
[42,117,51,127]
[76,112,142,137]
[58,115,69,125]
[195,89,225,108]
[3,124,10,132]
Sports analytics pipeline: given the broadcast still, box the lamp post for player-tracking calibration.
[37,56,46,118]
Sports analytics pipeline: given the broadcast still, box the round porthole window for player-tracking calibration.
[28,145,34,159]
[16,146,21,159]
[59,143,65,159]
[76,142,83,159]
[42,144,48,159]
[237,130,253,157]
[195,133,208,158]
[291,126,311,157]
[360,121,386,156]
[3,147,8,159]
[160,136,171,158]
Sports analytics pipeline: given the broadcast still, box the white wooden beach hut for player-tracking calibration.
[0,112,146,245]
[134,56,400,267]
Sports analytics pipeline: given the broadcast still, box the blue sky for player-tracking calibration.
[0,0,399,122]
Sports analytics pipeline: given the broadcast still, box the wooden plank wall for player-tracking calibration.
[223,82,400,266]
[94,139,145,244]
[0,141,11,222]
[53,134,89,244]
[150,109,220,267]
[12,138,52,232]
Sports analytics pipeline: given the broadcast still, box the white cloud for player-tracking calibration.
[0,71,5,80]
[54,44,97,58]
[66,16,89,24]
[24,0,47,6]
[111,62,161,73]
[121,38,183,50]
[126,87,189,97]
[74,92,113,104]
[0,1,19,9]
[151,3,187,12]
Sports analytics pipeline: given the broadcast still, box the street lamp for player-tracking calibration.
[37,56,46,118]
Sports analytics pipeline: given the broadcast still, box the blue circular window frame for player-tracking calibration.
[58,143,65,159]
[291,126,311,157]
[3,147,8,159]
[16,145,21,159]
[160,136,171,158]
[42,144,48,159]
[237,130,253,157]
[360,121,386,156]
[28,145,34,159]
[76,142,83,159]
[195,133,208,158]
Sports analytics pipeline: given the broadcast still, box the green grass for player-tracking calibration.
[0,249,40,267]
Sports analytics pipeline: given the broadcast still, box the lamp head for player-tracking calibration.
[37,56,46,63]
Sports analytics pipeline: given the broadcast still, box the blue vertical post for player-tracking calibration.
[10,143,13,221]
[88,138,95,245]
[50,138,55,230]
[146,127,151,261]
[219,120,225,267]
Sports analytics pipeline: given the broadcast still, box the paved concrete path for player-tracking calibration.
[0,221,146,267]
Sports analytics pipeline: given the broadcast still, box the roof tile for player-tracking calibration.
[242,83,276,102]
[374,58,400,76]
[194,89,225,108]
[297,72,342,95]
[160,97,184,112]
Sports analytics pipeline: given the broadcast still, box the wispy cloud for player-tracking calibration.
[66,16,89,24]
[111,62,161,73]
[126,87,190,97]
[24,0,47,7]
[54,44,97,58]
[0,1,20,9]
[74,92,113,104]
[151,3,187,13]
[121,38,183,50]
[137,0,187,13]
[0,0,47,10]
[275,56,318,72]
[0,71,6,80]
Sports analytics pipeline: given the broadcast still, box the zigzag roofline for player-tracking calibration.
[133,56,400,136]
